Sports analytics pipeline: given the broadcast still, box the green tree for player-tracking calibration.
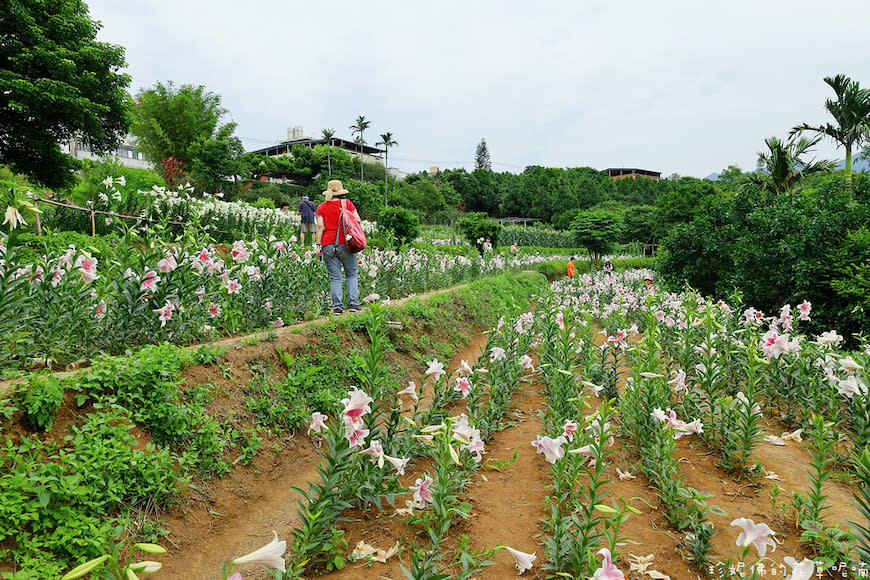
[622,205,659,244]
[188,136,245,193]
[0,0,131,187]
[474,138,492,170]
[570,210,622,265]
[130,82,235,172]
[349,115,371,181]
[716,165,747,187]
[745,136,834,196]
[792,74,870,195]
[378,206,419,246]
[457,212,501,252]
[321,128,335,176]
[376,132,398,206]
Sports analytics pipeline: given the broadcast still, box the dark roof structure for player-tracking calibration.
[248,137,383,157]
[604,168,661,180]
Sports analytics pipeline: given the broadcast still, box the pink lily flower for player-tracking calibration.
[397,381,419,403]
[157,254,177,273]
[308,412,328,435]
[490,347,507,362]
[531,435,567,464]
[410,475,434,508]
[454,377,472,397]
[341,387,373,421]
[362,439,385,463]
[797,300,812,321]
[425,359,446,381]
[838,375,867,399]
[153,301,174,327]
[140,270,160,291]
[668,369,687,394]
[591,547,624,579]
[731,517,777,557]
[383,454,410,475]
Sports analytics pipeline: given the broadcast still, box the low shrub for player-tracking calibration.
[19,374,65,431]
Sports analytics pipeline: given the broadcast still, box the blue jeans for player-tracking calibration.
[323,243,359,310]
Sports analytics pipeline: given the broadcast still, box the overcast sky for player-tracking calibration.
[84,0,870,178]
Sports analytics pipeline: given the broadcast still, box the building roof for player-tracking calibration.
[605,167,661,178]
[248,137,383,157]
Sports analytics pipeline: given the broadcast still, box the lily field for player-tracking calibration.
[2,185,870,580]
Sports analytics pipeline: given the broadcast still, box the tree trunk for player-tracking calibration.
[384,150,389,207]
[845,145,853,198]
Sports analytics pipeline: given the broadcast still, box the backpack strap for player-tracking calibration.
[337,199,347,246]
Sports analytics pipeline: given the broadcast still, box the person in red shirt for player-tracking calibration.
[567,256,576,277]
[315,180,363,315]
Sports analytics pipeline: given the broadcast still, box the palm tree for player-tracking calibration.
[376,132,398,206]
[321,128,335,176]
[349,115,371,181]
[744,135,834,196]
[791,74,870,195]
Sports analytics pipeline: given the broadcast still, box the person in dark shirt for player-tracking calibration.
[297,194,316,246]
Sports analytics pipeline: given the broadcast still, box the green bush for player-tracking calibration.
[658,173,870,341]
[13,231,121,264]
[19,374,64,431]
[69,159,165,206]
[535,259,595,279]
[499,225,576,248]
[240,181,307,207]
[411,242,478,259]
[378,206,420,245]
[457,212,501,252]
[252,196,276,209]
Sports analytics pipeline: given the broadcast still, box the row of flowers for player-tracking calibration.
[0,225,551,370]
[544,270,869,575]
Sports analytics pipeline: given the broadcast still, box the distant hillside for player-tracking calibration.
[706,156,870,181]
[835,157,870,172]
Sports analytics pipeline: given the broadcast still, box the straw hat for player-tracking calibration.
[322,180,348,201]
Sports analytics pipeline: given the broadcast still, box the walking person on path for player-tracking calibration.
[315,180,362,315]
[298,194,316,246]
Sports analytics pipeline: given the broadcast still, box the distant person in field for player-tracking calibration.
[510,242,519,255]
[279,200,290,213]
[603,259,613,273]
[482,238,493,253]
[567,256,576,277]
[298,193,316,246]
[315,180,362,315]
[644,272,654,290]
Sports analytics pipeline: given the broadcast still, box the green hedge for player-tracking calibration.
[535,257,656,279]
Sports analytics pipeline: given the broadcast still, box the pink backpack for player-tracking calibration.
[337,199,367,253]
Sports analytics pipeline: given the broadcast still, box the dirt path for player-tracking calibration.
[154,328,491,579]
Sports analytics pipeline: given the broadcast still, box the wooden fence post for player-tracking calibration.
[34,200,42,236]
[88,201,96,236]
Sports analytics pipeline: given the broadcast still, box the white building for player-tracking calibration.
[62,134,150,170]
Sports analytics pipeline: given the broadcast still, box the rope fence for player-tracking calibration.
[30,197,233,237]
